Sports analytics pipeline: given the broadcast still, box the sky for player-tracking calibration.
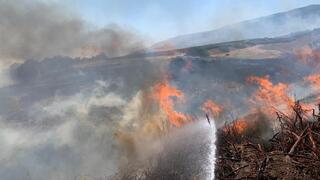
[43,0,320,42]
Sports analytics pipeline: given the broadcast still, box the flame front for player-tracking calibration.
[232,119,248,134]
[223,118,249,135]
[247,75,294,114]
[201,100,223,118]
[152,80,189,127]
[306,74,320,90]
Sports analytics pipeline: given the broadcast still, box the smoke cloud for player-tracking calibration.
[4,1,319,179]
[0,77,165,179]
[0,0,145,64]
[0,35,166,179]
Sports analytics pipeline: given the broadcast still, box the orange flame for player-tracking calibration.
[295,46,320,66]
[80,45,102,58]
[223,118,249,135]
[247,75,294,114]
[223,110,271,135]
[232,118,248,134]
[152,80,189,127]
[306,74,320,90]
[201,100,223,118]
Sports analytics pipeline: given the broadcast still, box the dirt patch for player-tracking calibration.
[209,45,282,59]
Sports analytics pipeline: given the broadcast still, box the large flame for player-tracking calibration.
[247,75,294,114]
[201,100,223,118]
[152,80,189,127]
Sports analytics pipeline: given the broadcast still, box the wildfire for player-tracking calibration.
[80,45,102,58]
[223,110,272,136]
[295,46,320,66]
[305,74,320,90]
[223,118,249,135]
[247,75,294,113]
[232,119,248,134]
[201,100,223,118]
[247,75,314,117]
[152,80,189,127]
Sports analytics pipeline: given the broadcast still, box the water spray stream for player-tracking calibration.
[194,118,217,180]
[207,120,217,180]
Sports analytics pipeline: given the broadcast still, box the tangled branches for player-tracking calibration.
[216,101,320,179]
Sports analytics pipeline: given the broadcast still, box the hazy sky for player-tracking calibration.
[56,0,319,42]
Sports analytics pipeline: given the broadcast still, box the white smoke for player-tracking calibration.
[0,79,146,179]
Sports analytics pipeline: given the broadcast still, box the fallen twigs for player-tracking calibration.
[216,101,320,179]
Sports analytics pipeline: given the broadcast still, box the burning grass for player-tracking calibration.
[110,69,320,179]
[152,80,190,127]
[216,101,320,179]
[201,100,223,118]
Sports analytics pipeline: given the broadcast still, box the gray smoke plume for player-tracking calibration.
[0,80,130,179]
[0,0,145,64]
[0,1,161,178]
[0,37,165,179]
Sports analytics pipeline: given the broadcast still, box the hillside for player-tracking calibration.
[154,4,320,49]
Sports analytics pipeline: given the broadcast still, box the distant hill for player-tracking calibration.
[154,4,320,49]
